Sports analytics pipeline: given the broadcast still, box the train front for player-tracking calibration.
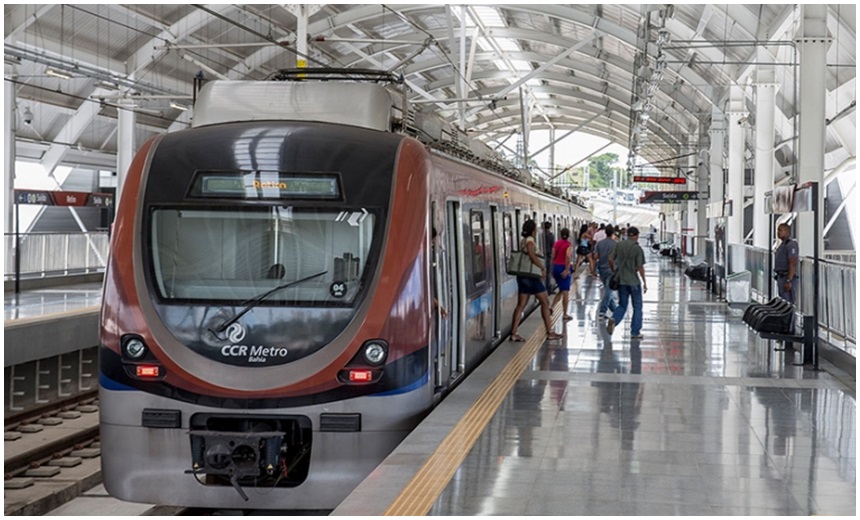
[99,81,433,509]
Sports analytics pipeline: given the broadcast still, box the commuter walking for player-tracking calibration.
[606,227,647,338]
[510,220,564,342]
[550,228,574,321]
[542,221,556,294]
[594,224,618,320]
[774,223,799,304]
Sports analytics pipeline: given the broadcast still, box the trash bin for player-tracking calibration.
[726,270,751,303]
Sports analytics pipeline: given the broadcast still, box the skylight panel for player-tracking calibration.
[472,6,504,27]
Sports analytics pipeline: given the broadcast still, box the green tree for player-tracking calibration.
[586,152,619,189]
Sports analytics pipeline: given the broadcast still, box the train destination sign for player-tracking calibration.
[191,170,342,200]
[639,191,700,204]
[632,176,686,185]
[14,190,114,207]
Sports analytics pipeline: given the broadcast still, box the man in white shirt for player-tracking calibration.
[593,223,607,243]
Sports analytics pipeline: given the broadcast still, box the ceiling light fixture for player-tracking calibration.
[169,101,189,111]
[46,68,72,80]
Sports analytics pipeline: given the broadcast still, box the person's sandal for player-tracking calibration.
[510,334,526,342]
[546,332,563,340]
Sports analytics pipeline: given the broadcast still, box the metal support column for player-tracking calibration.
[727,86,747,245]
[754,48,778,248]
[708,111,725,240]
[687,130,698,255]
[697,118,709,256]
[795,4,831,256]
[116,99,135,212]
[548,128,556,188]
[296,5,309,69]
[5,63,16,236]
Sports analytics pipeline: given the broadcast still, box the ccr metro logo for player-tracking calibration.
[226,323,246,343]
[219,323,288,363]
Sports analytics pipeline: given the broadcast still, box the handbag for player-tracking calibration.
[506,240,543,279]
[608,245,631,290]
[608,270,621,290]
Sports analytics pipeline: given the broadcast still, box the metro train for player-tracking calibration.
[99,73,592,509]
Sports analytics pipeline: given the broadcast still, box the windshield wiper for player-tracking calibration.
[210,271,328,337]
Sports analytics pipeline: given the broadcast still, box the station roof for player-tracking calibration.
[4,4,856,176]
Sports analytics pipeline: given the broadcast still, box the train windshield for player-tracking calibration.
[150,207,377,305]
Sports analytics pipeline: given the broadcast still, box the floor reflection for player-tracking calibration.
[430,252,854,516]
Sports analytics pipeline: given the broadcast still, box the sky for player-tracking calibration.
[503,129,630,178]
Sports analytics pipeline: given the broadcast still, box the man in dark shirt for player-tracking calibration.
[607,227,647,338]
[543,222,555,294]
[774,223,799,304]
[594,224,618,320]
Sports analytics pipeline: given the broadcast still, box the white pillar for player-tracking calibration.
[687,132,698,255]
[519,86,530,168]
[5,64,16,235]
[116,100,135,212]
[708,111,725,240]
[795,4,830,256]
[726,86,747,245]
[296,6,309,69]
[548,128,556,186]
[697,118,709,256]
[753,48,778,248]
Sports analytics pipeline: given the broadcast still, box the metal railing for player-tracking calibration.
[4,232,110,278]
[727,243,856,351]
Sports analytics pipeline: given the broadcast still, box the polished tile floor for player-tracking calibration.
[3,282,102,320]
[430,254,856,516]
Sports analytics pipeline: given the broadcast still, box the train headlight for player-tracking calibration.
[123,337,148,360]
[362,340,388,366]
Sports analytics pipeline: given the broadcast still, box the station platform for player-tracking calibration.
[334,252,856,516]
[4,281,102,321]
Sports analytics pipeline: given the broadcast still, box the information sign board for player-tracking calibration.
[639,191,699,204]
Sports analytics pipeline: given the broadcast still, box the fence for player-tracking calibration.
[4,232,110,278]
[727,243,856,351]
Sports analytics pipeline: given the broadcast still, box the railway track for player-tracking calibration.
[4,391,100,478]
[4,393,102,515]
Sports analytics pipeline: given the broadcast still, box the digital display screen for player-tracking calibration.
[190,171,342,200]
[633,176,686,184]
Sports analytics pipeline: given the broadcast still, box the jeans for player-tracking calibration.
[612,284,643,335]
[598,268,617,315]
[776,275,796,304]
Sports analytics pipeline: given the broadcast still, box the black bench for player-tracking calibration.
[742,297,815,365]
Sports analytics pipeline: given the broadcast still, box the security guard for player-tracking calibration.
[774,223,799,304]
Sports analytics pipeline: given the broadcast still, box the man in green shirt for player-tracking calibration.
[607,227,648,338]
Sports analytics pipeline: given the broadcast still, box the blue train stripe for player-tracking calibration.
[372,372,429,397]
[99,372,136,391]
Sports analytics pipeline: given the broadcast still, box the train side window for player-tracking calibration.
[469,210,486,286]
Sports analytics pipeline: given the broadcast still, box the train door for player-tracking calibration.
[445,201,466,380]
[430,202,452,392]
[490,205,501,338]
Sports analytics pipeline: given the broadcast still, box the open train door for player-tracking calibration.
[490,205,501,338]
[430,203,449,393]
[437,201,464,386]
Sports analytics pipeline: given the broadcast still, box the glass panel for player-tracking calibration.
[503,213,513,258]
[151,207,376,305]
[470,210,486,285]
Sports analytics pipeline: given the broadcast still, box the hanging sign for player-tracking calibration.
[14,190,114,207]
[639,191,699,204]
[632,176,686,184]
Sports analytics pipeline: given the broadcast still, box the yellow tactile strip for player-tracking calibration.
[384,308,560,516]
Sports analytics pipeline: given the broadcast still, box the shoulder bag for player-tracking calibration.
[506,239,543,279]
[608,245,628,290]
